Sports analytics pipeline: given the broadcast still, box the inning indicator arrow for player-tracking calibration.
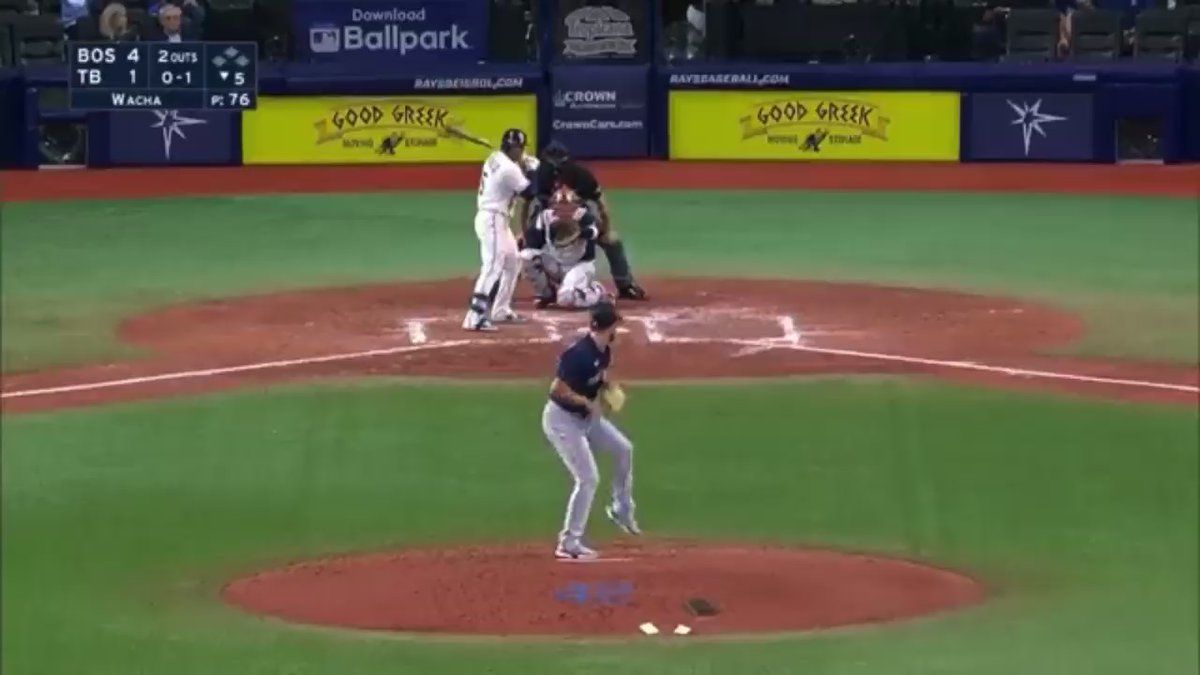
[219,71,229,81]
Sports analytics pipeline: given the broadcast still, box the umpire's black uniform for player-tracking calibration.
[531,157,645,299]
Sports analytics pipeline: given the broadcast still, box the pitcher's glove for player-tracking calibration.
[598,382,626,414]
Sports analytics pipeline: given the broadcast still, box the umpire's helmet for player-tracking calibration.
[500,128,528,153]
[542,140,570,166]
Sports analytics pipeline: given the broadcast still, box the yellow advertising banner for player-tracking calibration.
[242,95,537,164]
[669,90,960,161]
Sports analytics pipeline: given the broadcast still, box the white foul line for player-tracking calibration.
[1,312,1196,399]
[0,341,471,399]
[786,344,1200,394]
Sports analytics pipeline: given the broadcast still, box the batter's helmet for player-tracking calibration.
[500,128,528,152]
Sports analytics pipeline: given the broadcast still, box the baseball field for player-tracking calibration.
[2,163,1197,674]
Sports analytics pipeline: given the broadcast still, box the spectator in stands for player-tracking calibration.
[62,0,90,39]
[146,0,205,41]
[99,3,138,40]
[1056,0,1094,58]
[972,9,1005,61]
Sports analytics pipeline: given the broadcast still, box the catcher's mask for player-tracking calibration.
[552,186,579,205]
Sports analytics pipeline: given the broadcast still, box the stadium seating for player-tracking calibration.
[0,0,29,15]
[0,21,11,67]
[738,3,904,62]
[254,0,292,60]
[1135,9,1186,60]
[1004,8,1059,61]
[1185,6,1200,59]
[205,0,256,44]
[126,7,155,39]
[1071,9,1122,60]
[9,14,62,65]
[73,14,100,39]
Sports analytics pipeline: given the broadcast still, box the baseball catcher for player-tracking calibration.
[525,141,648,301]
[520,187,612,309]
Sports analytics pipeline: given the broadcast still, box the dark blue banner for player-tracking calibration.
[293,0,486,65]
[552,0,649,62]
[549,64,648,158]
[968,93,1095,161]
[106,110,237,165]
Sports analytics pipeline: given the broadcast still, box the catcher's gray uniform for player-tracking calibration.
[520,206,609,308]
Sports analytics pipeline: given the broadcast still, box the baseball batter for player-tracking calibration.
[519,187,611,309]
[543,302,640,560]
[462,128,538,332]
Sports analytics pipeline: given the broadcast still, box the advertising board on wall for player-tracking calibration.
[554,0,647,61]
[669,90,959,161]
[106,109,238,165]
[967,93,1094,161]
[242,95,536,164]
[294,0,487,64]
[549,65,648,158]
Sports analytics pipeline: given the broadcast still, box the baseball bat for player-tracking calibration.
[441,124,493,150]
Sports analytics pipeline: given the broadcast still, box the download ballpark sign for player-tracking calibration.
[295,0,486,64]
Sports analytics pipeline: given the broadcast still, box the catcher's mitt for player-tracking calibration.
[599,382,626,413]
[549,206,582,246]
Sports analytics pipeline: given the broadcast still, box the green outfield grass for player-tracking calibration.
[2,190,1196,371]
[3,379,1196,674]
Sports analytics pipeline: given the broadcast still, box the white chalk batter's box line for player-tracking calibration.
[3,309,1196,399]
[385,310,817,348]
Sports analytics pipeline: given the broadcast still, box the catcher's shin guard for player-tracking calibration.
[520,251,558,301]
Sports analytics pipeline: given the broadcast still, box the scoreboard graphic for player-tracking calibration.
[69,42,258,111]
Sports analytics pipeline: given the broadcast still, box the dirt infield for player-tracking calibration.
[222,541,985,637]
[3,278,1196,412]
[4,162,1198,202]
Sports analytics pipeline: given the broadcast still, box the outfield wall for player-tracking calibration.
[0,61,1197,167]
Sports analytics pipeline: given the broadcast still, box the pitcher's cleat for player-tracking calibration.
[605,502,642,536]
[554,540,599,560]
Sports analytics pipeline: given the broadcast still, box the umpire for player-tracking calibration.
[529,141,647,301]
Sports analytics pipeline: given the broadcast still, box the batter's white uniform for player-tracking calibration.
[464,151,538,327]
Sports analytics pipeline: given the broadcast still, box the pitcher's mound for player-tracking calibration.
[223,541,985,637]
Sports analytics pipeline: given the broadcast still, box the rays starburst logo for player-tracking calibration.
[150,110,207,160]
[1006,99,1068,156]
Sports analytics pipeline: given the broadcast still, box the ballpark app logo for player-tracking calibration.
[741,97,890,151]
[312,100,482,153]
[306,6,471,56]
[309,24,341,53]
[562,6,636,58]
[553,89,619,110]
[1005,98,1068,156]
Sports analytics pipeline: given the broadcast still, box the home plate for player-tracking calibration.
[555,557,635,564]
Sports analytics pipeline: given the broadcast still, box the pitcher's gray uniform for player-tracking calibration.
[543,302,640,560]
